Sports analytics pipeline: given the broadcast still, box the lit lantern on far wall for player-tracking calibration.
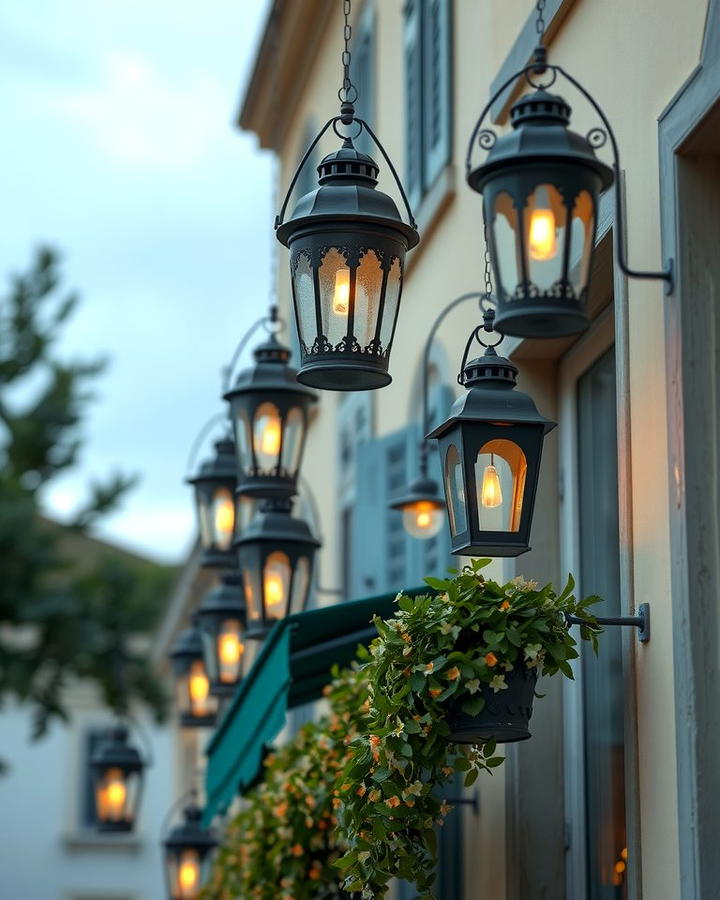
[427,346,556,557]
[163,802,217,900]
[187,438,236,568]
[223,335,317,497]
[235,498,320,638]
[90,725,146,832]
[169,623,218,727]
[194,572,247,698]
[467,90,613,339]
[390,475,446,540]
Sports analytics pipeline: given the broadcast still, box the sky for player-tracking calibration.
[0,0,273,564]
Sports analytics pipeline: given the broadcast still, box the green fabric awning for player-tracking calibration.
[203,588,424,823]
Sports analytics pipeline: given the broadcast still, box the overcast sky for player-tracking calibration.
[0,0,272,564]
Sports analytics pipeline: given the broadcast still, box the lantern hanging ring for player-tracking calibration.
[465,47,674,293]
[222,305,286,393]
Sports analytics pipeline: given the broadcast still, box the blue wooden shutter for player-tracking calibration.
[403,0,423,211]
[352,3,375,157]
[422,0,453,191]
[339,394,374,600]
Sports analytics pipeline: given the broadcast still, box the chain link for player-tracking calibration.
[483,223,493,301]
[342,0,353,95]
[535,0,546,40]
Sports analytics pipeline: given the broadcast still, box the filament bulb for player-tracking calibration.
[528,207,557,261]
[265,572,285,608]
[333,267,351,315]
[481,464,503,508]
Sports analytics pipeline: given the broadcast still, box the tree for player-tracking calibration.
[0,246,170,746]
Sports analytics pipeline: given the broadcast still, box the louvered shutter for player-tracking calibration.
[403,0,423,211]
[422,0,453,191]
[352,4,375,157]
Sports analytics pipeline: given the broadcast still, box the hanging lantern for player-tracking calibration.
[90,725,145,832]
[235,498,320,637]
[390,475,446,540]
[427,346,556,556]
[467,89,613,338]
[169,623,218,727]
[223,335,316,497]
[195,571,247,698]
[276,140,419,391]
[163,802,217,900]
[187,438,237,568]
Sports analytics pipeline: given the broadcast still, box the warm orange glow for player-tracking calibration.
[401,502,443,540]
[333,267,351,315]
[98,768,127,820]
[528,207,557,261]
[219,632,242,666]
[178,849,201,897]
[481,464,503,508]
[259,417,282,456]
[213,493,234,539]
[188,661,210,715]
[265,572,285,608]
[621,847,628,861]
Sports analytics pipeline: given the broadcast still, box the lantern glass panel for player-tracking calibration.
[217,619,244,684]
[167,848,203,900]
[253,402,282,470]
[187,660,213,717]
[197,493,212,547]
[236,494,257,535]
[281,407,304,474]
[444,444,467,536]
[493,192,522,300]
[94,767,140,826]
[289,555,310,615]
[475,439,527,532]
[234,408,253,472]
[211,487,234,551]
[263,551,291,620]
[570,189,595,296]
[402,502,445,540]
[379,257,402,349]
[318,248,352,344]
[243,557,262,625]
[355,249,383,346]
[293,251,315,348]
[524,184,567,290]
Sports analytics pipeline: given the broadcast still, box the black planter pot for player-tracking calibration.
[448,667,538,744]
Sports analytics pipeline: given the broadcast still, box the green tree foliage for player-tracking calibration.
[0,247,171,744]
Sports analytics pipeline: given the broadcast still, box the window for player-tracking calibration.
[404,0,453,209]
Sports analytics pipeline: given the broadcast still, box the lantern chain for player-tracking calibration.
[338,0,358,105]
[535,0,546,42]
[268,4,281,317]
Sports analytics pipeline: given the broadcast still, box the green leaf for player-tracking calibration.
[464,769,479,787]
[334,852,358,870]
[460,695,485,716]
[559,659,574,679]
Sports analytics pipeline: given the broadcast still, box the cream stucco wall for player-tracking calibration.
[265,1,711,897]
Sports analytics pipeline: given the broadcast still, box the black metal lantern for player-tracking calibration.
[90,725,145,832]
[467,89,613,338]
[235,498,320,637]
[223,335,316,497]
[428,346,556,557]
[187,438,236,568]
[169,623,218,727]
[390,475,446,540]
[163,802,217,900]
[195,571,247,698]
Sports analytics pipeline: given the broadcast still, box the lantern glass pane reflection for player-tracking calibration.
[289,556,310,615]
[444,444,467,537]
[475,440,527,532]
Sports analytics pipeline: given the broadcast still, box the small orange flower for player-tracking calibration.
[425,662,434,673]
[386,795,401,808]
[357,785,367,797]
[429,687,443,698]
[292,843,304,857]
[369,735,381,747]
[500,600,511,611]
[485,652,498,667]
[445,666,460,681]
[405,799,415,808]
[274,802,288,818]
[332,797,342,809]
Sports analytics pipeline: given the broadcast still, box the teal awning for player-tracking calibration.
[203,589,424,823]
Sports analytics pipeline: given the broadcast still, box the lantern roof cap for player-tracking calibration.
[234,497,320,550]
[467,87,614,193]
[90,724,144,773]
[169,624,204,662]
[186,437,236,486]
[427,347,557,438]
[389,475,445,511]
[223,333,317,403]
[197,571,247,619]
[164,802,218,852]
[276,138,419,250]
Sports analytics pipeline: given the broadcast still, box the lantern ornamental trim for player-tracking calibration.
[466,45,673,341]
[186,438,236,569]
[163,802,218,900]
[195,571,247,699]
[223,334,316,498]
[169,624,218,727]
[89,724,146,833]
[428,345,556,557]
[235,497,320,638]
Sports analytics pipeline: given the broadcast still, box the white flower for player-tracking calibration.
[524,643,543,662]
[503,661,514,672]
[466,679,481,694]
[489,674,508,693]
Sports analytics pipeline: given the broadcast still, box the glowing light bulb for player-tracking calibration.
[105,769,127,819]
[259,418,282,456]
[528,207,557,261]
[401,502,443,540]
[219,633,242,666]
[178,849,201,898]
[265,572,285,608]
[213,492,234,543]
[188,661,210,715]
[481,464,503,508]
[333,267,350,315]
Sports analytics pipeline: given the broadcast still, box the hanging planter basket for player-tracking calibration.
[448,666,538,744]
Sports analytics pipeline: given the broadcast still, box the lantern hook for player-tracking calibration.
[566,603,650,643]
[465,59,674,294]
[222,307,286,393]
